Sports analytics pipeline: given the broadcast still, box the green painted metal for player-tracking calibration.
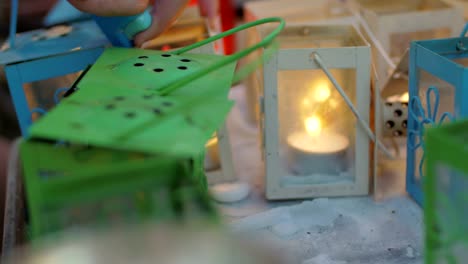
[425,120,468,264]
[19,17,285,240]
[21,140,216,240]
[29,48,236,155]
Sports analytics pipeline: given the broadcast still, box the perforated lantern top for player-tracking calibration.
[29,48,236,156]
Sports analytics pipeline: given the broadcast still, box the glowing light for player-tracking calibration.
[314,82,331,102]
[329,98,338,109]
[305,116,322,136]
[303,98,311,106]
[400,92,409,102]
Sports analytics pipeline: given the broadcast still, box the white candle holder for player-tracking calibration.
[260,24,372,200]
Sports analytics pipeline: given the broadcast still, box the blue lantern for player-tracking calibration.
[0,0,109,135]
[1,0,152,136]
[406,24,468,206]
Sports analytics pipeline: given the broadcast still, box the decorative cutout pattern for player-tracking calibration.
[408,86,455,179]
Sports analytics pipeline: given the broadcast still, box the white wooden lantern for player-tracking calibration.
[243,0,356,124]
[353,0,464,90]
[260,24,372,199]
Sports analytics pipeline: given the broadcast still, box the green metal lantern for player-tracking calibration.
[19,18,285,240]
[425,120,468,264]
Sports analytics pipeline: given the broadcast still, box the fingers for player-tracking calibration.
[135,0,190,47]
[67,0,150,16]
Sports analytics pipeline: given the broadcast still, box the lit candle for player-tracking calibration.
[286,115,349,175]
[204,136,220,171]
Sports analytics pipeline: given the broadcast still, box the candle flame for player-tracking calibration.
[305,116,322,136]
[314,82,331,102]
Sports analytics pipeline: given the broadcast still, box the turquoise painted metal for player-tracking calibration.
[1,9,109,135]
[1,0,152,135]
[92,9,152,47]
[43,0,91,26]
[406,24,468,206]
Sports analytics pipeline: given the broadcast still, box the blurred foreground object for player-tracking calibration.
[4,222,288,264]
[425,120,468,264]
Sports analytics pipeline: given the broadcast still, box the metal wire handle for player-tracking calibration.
[157,17,286,95]
[312,52,395,159]
[9,0,18,48]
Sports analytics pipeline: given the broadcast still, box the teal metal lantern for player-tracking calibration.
[425,119,468,264]
[406,24,468,206]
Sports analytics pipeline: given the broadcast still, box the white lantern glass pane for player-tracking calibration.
[434,163,468,263]
[277,68,357,185]
[23,72,82,121]
[414,69,455,180]
[389,28,451,60]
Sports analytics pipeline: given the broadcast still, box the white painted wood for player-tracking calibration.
[243,0,357,124]
[262,24,372,200]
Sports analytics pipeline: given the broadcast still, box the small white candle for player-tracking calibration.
[287,131,349,154]
[286,116,350,175]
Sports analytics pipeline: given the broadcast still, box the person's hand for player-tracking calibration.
[67,0,219,47]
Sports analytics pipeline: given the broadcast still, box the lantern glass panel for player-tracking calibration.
[277,68,357,185]
[433,163,468,263]
[389,28,450,59]
[412,69,455,181]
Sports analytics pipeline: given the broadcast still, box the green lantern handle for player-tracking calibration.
[117,17,284,140]
[157,17,286,95]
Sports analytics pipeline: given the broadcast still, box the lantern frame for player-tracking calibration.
[406,34,468,206]
[425,120,468,264]
[354,0,464,90]
[0,20,109,136]
[260,24,372,200]
[243,0,356,124]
